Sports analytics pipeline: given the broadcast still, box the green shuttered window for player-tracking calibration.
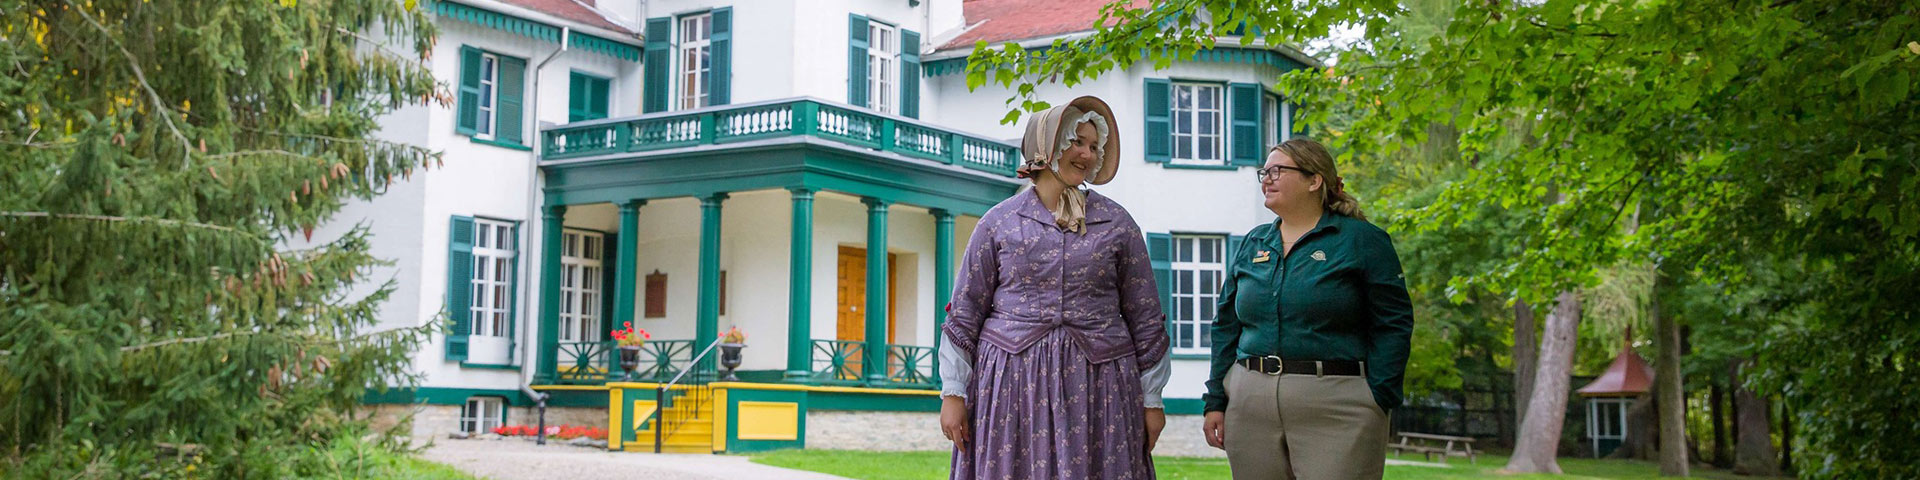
[568,72,610,122]
[643,17,671,113]
[456,46,526,145]
[446,216,519,364]
[848,14,869,107]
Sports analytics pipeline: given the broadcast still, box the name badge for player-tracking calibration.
[1252,250,1272,263]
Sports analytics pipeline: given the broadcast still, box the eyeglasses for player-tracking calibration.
[1256,165,1312,183]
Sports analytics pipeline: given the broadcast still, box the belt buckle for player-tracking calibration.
[1263,355,1283,376]
[1314,360,1324,377]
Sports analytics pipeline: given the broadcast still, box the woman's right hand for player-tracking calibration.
[1203,411,1226,450]
[940,396,970,449]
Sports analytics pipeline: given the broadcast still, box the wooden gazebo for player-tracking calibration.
[1575,338,1653,458]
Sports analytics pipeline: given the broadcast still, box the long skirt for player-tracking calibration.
[950,329,1154,480]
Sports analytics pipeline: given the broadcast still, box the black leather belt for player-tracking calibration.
[1238,356,1365,376]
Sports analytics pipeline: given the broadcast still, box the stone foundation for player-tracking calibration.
[361,404,608,441]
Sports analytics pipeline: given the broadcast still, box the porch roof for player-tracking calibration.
[538,98,1024,215]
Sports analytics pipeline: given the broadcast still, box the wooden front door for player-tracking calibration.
[835,247,897,378]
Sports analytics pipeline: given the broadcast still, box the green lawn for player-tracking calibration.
[750,450,1767,480]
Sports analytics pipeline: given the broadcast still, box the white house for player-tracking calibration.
[341,0,1315,453]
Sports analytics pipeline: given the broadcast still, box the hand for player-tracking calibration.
[1203,411,1226,450]
[940,396,970,449]
[1144,408,1166,453]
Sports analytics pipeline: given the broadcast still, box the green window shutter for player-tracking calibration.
[445,216,476,361]
[848,14,869,107]
[1147,232,1174,323]
[496,56,526,144]
[1229,82,1261,166]
[457,46,483,136]
[599,232,619,341]
[642,17,671,113]
[710,7,732,106]
[900,29,921,118]
[1144,78,1171,163]
[569,73,610,122]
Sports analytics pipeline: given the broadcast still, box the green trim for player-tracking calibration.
[809,391,940,412]
[459,362,521,370]
[536,205,567,382]
[428,1,640,61]
[696,193,727,374]
[862,198,890,384]
[1161,397,1207,416]
[1171,353,1212,361]
[470,136,533,151]
[361,387,536,407]
[923,45,1311,77]
[1159,162,1241,171]
[540,141,1018,217]
[724,388,808,453]
[545,389,608,408]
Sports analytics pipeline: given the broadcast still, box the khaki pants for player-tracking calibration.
[1223,364,1389,479]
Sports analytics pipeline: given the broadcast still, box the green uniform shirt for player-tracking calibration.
[1203,212,1415,413]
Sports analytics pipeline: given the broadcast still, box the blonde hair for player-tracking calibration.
[1270,138,1366,221]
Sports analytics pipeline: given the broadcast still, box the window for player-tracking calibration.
[460,396,505,434]
[867,22,897,114]
[469,219,516,338]
[1264,93,1282,149]
[677,13,713,110]
[476,54,498,137]
[559,230,604,344]
[1170,235,1227,353]
[1173,83,1224,164]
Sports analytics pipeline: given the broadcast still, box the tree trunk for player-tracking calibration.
[1733,359,1780,476]
[1505,291,1580,474]
[1653,280,1690,476]
[1513,299,1538,428]
[1612,392,1658,460]
[1779,397,1794,474]
[1711,380,1730,468]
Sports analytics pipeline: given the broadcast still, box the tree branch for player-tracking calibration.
[0,211,261,238]
[63,0,195,167]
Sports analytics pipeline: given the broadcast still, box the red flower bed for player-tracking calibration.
[491,424,607,440]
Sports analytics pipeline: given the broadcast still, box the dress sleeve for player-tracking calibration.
[1139,349,1172,408]
[939,214,999,399]
[1116,214,1171,379]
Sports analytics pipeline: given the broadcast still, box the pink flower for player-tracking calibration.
[545,426,561,435]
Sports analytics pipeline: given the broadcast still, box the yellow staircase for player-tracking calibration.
[626,390,715,453]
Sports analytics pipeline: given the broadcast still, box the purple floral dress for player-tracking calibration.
[942,189,1169,479]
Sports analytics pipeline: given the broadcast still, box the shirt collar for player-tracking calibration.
[1012,188,1117,226]
[1257,211,1342,253]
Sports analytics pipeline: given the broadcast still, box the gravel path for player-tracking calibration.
[420,439,850,480]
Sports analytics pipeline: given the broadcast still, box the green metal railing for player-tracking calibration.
[808,340,938,389]
[809,340,867,386]
[551,339,693,384]
[885,344,937,387]
[541,98,1020,177]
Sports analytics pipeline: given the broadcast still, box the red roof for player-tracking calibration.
[499,0,635,35]
[941,0,1148,50]
[1577,345,1654,397]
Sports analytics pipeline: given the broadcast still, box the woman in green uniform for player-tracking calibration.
[1199,138,1414,479]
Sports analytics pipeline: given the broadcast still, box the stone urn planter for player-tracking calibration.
[718,343,745,381]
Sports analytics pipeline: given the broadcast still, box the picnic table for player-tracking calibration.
[1388,432,1477,464]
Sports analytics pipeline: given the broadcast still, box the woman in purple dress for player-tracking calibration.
[938,96,1172,479]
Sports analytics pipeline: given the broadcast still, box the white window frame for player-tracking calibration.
[470,219,516,339]
[677,13,713,110]
[558,230,605,344]
[1170,235,1227,354]
[1171,83,1225,165]
[460,396,505,434]
[477,53,499,138]
[867,21,897,114]
[1264,93,1284,149]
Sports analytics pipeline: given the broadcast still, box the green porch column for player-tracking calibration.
[536,204,567,383]
[785,188,816,381]
[862,197,891,384]
[697,193,729,375]
[931,209,954,387]
[612,200,644,342]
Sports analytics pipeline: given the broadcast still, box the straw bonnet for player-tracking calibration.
[1017,95,1121,185]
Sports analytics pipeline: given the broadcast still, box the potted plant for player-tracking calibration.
[612,322,649,380]
[718,326,746,381]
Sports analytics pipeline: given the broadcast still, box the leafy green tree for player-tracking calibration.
[969,0,1919,476]
[1,0,441,476]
